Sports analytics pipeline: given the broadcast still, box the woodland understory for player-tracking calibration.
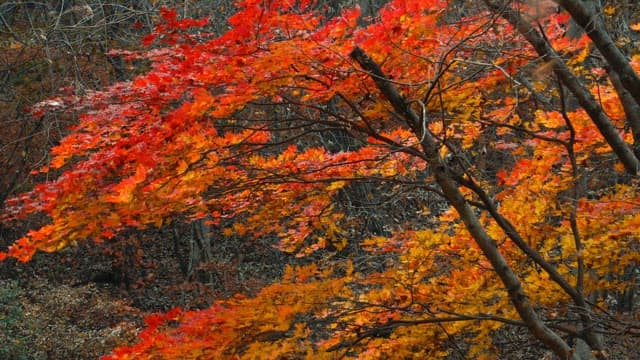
[1,0,640,359]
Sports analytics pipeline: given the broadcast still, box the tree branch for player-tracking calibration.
[350,45,578,360]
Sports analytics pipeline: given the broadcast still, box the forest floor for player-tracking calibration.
[0,236,220,360]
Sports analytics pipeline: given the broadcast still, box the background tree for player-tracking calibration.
[0,1,247,358]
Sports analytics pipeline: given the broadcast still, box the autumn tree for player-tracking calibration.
[0,0,244,284]
[2,0,640,359]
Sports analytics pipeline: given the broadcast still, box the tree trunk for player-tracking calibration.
[553,0,640,106]
[484,0,639,175]
[350,46,580,360]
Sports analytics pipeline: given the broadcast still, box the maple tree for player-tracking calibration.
[2,0,640,358]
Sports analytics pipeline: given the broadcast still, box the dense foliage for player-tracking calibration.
[2,0,640,359]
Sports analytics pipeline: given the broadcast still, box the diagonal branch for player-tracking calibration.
[350,45,578,360]
[553,0,640,106]
[484,0,640,175]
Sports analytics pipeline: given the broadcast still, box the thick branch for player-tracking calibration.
[484,1,639,173]
[553,0,640,106]
[483,1,610,357]
[350,46,577,360]
[608,67,640,158]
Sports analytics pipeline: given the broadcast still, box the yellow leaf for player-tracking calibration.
[50,156,67,169]
[603,5,615,16]
[233,222,247,235]
[177,159,188,173]
[105,188,134,204]
[614,162,625,173]
[327,181,345,191]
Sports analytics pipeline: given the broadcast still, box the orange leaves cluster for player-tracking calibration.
[104,264,349,360]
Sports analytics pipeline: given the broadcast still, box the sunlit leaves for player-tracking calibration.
[104,264,349,360]
[2,0,639,358]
